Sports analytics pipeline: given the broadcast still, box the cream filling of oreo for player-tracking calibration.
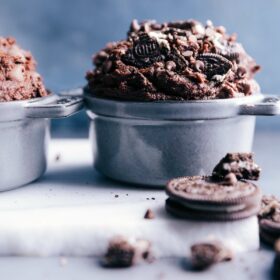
[180,201,246,213]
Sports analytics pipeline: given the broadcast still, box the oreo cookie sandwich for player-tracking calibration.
[166,176,261,221]
[258,195,280,246]
[212,152,261,181]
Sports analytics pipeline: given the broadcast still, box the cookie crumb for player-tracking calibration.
[115,194,119,198]
[212,153,260,181]
[144,209,155,219]
[190,241,233,270]
[102,236,152,268]
[55,153,61,162]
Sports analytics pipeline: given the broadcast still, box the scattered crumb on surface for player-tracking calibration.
[144,209,155,219]
[115,194,119,198]
[54,153,61,162]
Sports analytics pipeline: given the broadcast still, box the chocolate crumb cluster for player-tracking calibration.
[86,19,260,101]
[190,241,233,270]
[212,153,261,181]
[0,37,48,102]
[258,195,280,223]
[102,236,152,268]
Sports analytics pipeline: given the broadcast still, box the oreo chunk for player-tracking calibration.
[212,153,261,181]
[122,33,167,68]
[165,176,261,221]
[196,53,232,79]
[258,195,280,246]
[102,236,152,268]
[190,241,233,270]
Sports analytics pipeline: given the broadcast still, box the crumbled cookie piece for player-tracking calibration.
[212,153,261,181]
[144,209,155,219]
[258,195,280,223]
[273,239,280,279]
[190,241,233,270]
[102,236,152,268]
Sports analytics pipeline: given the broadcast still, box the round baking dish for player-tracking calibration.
[0,94,83,191]
[85,92,280,187]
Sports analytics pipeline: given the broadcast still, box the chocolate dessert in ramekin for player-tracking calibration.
[84,19,280,186]
[0,37,82,191]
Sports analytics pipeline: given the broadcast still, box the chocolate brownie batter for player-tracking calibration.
[0,37,48,102]
[86,19,261,101]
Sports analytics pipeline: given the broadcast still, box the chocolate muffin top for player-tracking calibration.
[86,19,261,101]
[0,37,48,102]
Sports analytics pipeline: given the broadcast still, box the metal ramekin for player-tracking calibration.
[0,94,83,191]
[85,92,280,187]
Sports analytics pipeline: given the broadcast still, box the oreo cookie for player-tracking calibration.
[212,153,261,181]
[165,176,261,221]
[258,195,280,246]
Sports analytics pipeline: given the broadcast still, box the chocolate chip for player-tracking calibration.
[223,173,238,185]
[130,19,140,33]
[144,209,155,219]
[236,66,247,79]
[166,60,176,71]
[196,53,232,79]
[102,60,112,73]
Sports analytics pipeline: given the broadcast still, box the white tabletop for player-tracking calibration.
[0,131,279,279]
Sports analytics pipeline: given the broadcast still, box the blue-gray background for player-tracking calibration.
[0,0,279,137]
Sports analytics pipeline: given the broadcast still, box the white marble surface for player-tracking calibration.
[0,131,279,279]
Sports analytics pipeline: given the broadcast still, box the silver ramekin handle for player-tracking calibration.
[24,89,84,118]
[239,96,280,116]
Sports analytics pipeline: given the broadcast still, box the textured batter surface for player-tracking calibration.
[86,19,261,101]
[0,37,48,102]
